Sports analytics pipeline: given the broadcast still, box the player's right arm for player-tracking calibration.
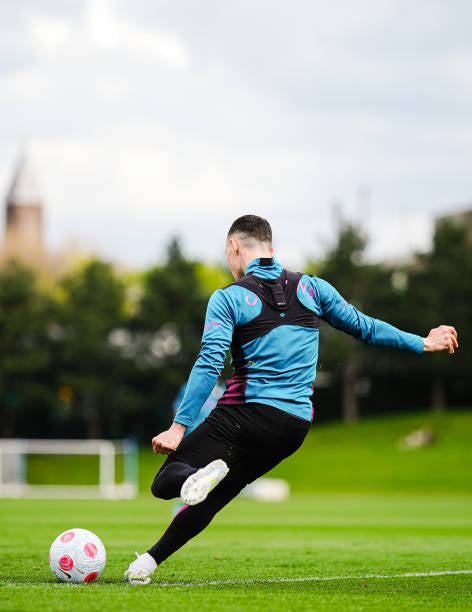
[152,289,234,454]
[310,276,458,354]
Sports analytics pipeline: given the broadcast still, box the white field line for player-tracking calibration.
[2,568,472,589]
[155,569,472,588]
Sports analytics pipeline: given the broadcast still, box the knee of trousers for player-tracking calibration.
[150,474,174,499]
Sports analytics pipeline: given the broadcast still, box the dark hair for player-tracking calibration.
[227,215,272,244]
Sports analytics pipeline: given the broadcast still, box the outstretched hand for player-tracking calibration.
[152,422,186,454]
[423,325,458,354]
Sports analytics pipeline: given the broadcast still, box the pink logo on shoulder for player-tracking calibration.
[297,281,314,298]
[245,294,258,306]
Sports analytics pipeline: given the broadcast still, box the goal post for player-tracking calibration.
[0,438,139,499]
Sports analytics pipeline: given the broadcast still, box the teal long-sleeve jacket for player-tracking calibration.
[174,257,424,428]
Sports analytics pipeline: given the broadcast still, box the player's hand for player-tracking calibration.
[423,325,458,354]
[152,422,186,454]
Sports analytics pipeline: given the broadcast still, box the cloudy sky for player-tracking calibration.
[1,0,471,268]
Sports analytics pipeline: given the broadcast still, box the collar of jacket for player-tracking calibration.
[244,256,283,279]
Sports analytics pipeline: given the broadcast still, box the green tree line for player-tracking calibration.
[0,223,470,440]
[309,218,472,422]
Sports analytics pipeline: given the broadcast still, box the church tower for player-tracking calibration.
[3,153,44,260]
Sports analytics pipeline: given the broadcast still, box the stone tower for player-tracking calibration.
[3,153,44,260]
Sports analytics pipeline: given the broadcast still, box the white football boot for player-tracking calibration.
[124,552,157,585]
[180,459,229,506]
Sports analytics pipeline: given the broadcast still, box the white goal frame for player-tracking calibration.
[0,438,139,499]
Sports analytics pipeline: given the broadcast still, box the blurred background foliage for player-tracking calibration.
[0,220,470,441]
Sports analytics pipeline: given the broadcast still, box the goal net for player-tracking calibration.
[0,438,139,499]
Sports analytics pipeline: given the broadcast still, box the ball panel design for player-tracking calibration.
[84,542,98,558]
[60,531,75,543]
[59,555,73,571]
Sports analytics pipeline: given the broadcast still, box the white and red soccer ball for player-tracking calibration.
[49,528,106,583]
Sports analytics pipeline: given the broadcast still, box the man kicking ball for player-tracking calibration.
[125,215,458,584]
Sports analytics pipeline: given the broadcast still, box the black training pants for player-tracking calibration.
[147,402,310,565]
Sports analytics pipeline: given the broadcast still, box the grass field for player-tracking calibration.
[1,411,472,611]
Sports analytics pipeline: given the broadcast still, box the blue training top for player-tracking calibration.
[174,257,424,428]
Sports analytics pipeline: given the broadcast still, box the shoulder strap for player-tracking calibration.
[247,269,288,310]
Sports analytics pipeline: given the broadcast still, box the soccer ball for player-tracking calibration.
[49,528,106,583]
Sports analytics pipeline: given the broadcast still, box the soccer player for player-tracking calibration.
[125,215,458,584]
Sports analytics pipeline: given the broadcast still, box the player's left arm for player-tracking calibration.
[152,289,234,454]
[312,276,458,354]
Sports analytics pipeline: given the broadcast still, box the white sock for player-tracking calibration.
[136,552,157,574]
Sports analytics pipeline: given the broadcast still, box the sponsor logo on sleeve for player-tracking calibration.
[204,320,223,332]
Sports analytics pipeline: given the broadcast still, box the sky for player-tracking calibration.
[1,0,472,269]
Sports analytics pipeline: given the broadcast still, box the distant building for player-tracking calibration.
[1,149,103,281]
[2,152,45,266]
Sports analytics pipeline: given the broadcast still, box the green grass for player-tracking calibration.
[1,494,471,611]
[2,411,472,610]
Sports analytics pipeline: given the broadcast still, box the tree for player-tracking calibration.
[55,259,126,438]
[0,259,51,436]
[308,223,370,422]
[133,238,209,388]
[409,219,472,410]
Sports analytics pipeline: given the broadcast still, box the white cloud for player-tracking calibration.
[27,14,72,57]
[84,0,189,69]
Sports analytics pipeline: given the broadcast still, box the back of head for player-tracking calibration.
[227,215,272,249]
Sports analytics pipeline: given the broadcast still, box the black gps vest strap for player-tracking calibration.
[228,270,319,350]
[247,269,288,309]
